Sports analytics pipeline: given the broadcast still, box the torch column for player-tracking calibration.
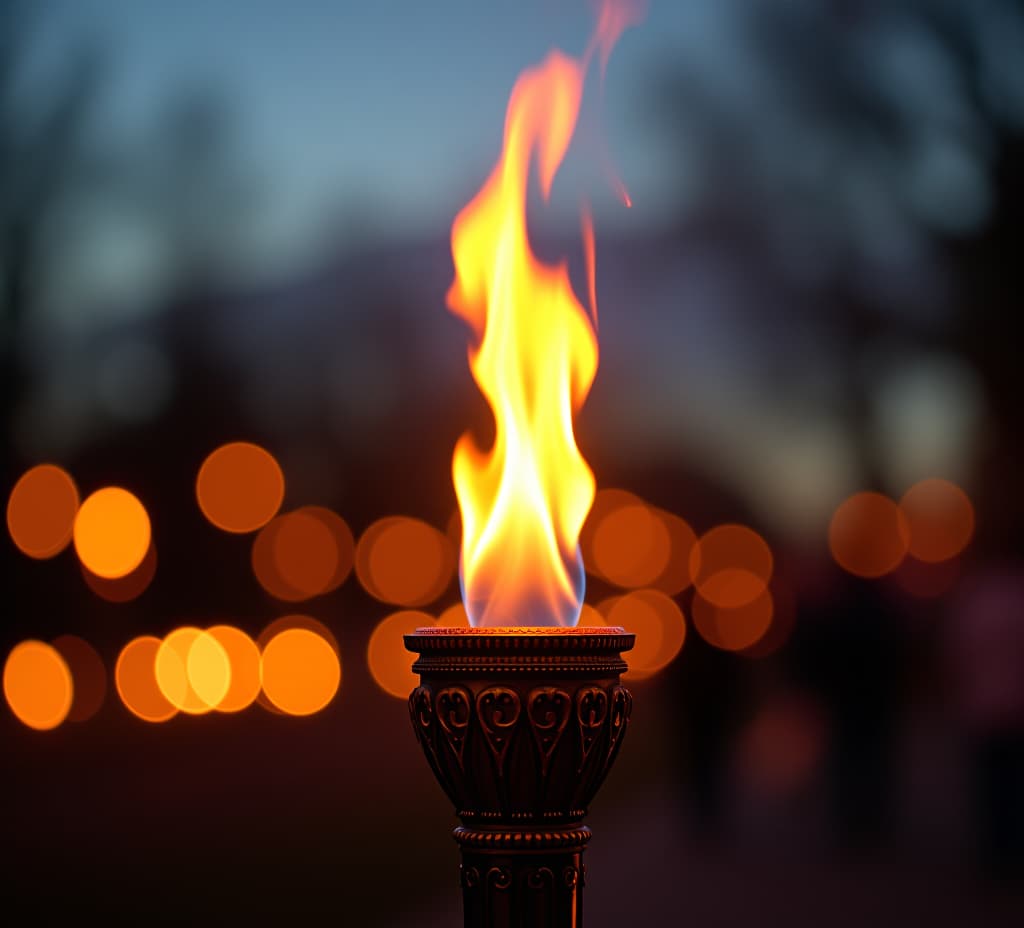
[405,626,634,928]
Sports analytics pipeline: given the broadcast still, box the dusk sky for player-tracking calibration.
[30,0,729,266]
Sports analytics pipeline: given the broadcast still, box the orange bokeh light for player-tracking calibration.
[368,610,434,699]
[356,516,456,607]
[899,478,975,564]
[81,540,157,603]
[603,589,686,679]
[437,602,471,627]
[260,627,340,716]
[252,508,350,601]
[196,441,285,533]
[581,488,640,573]
[3,640,73,731]
[650,509,697,596]
[591,501,672,589]
[7,464,80,559]
[52,634,106,722]
[692,587,774,652]
[154,627,231,715]
[577,603,606,627]
[73,487,151,579]
[689,524,773,608]
[206,625,261,712]
[115,636,177,723]
[829,491,910,578]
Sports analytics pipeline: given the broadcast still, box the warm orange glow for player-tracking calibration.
[206,625,261,712]
[52,634,106,722]
[115,636,177,722]
[81,540,157,602]
[591,500,672,588]
[73,487,151,579]
[256,614,340,655]
[355,516,456,607]
[447,10,636,627]
[155,627,230,715]
[252,509,348,602]
[577,603,607,627]
[603,589,685,679]
[6,464,80,559]
[650,509,697,595]
[437,602,471,628]
[899,478,975,563]
[692,588,774,652]
[689,524,773,608]
[196,441,284,533]
[260,627,340,716]
[3,640,73,731]
[368,610,435,699]
[829,491,909,578]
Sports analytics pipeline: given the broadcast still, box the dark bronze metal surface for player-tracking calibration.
[405,627,635,928]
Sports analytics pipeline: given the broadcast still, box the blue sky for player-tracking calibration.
[30,1,729,258]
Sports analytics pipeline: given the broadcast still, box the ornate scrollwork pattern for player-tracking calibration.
[436,686,472,770]
[526,867,554,891]
[605,685,633,769]
[476,687,521,776]
[575,686,609,770]
[527,687,571,776]
[486,867,513,891]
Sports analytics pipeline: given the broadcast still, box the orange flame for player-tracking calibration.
[447,4,639,627]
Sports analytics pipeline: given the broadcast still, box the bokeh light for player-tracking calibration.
[581,488,641,573]
[689,524,773,608]
[367,610,434,699]
[206,625,262,713]
[252,508,349,601]
[591,500,671,588]
[577,603,606,627]
[6,464,80,559]
[73,487,152,579]
[692,587,774,652]
[829,491,910,578]
[3,640,73,731]
[603,589,686,679]
[52,634,106,722]
[115,636,177,723]
[196,441,285,533]
[260,627,341,716]
[437,602,470,627]
[81,540,157,602]
[356,516,455,606]
[650,509,698,595]
[899,478,975,563]
[155,627,230,715]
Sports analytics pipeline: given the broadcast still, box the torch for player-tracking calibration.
[406,5,642,925]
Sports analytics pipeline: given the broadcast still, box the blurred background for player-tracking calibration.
[3,0,1024,924]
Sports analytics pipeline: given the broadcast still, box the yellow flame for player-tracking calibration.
[447,6,638,627]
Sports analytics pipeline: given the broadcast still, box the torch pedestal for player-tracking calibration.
[405,627,635,928]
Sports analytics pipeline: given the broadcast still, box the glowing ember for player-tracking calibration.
[449,3,639,627]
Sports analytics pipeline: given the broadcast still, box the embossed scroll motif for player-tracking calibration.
[436,686,472,769]
[575,686,609,770]
[605,685,632,767]
[476,687,521,776]
[527,687,572,776]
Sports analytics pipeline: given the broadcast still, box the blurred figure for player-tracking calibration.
[948,564,1024,880]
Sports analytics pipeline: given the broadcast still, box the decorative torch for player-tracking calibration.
[407,5,641,925]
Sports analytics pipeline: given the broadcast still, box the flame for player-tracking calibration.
[447,3,639,627]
